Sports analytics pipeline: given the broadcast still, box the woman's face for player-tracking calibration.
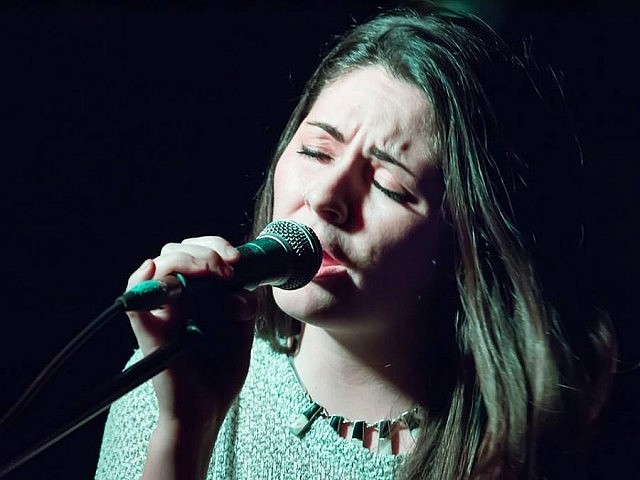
[272,66,447,335]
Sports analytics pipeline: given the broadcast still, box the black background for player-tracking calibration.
[0,1,638,479]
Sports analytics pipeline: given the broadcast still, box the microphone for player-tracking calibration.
[116,220,322,311]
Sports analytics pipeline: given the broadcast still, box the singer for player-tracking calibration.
[95,2,617,479]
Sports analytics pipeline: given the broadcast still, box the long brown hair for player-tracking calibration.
[249,2,616,478]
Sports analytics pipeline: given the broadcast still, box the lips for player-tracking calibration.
[321,250,342,267]
[314,244,349,280]
[283,220,350,280]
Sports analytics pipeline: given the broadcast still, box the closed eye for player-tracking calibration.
[298,144,413,204]
[297,145,332,162]
[372,179,413,203]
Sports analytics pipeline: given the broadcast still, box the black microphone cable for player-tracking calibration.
[0,310,204,479]
[0,301,124,436]
[0,218,321,435]
[0,219,322,477]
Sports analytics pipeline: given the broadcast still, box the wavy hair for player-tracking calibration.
[249,2,616,478]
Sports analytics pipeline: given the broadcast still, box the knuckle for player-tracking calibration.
[160,242,182,255]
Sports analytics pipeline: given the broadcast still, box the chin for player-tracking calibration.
[272,284,339,321]
[272,283,381,332]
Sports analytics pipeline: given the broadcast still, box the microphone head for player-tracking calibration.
[258,220,322,290]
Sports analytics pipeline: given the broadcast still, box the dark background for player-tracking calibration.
[0,1,637,478]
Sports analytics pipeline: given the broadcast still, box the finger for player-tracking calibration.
[152,250,233,280]
[126,258,156,290]
[164,236,241,263]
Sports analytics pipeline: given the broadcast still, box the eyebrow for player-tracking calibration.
[307,121,345,143]
[369,146,414,177]
[306,120,415,177]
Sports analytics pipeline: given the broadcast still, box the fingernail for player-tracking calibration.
[223,245,240,259]
[138,259,152,270]
[221,263,234,278]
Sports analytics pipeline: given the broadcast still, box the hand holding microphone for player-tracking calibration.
[123,221,321,457]
[119,220,322,311]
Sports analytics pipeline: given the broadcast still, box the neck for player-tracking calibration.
[292,321,427,423]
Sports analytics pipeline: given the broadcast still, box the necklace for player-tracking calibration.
[285,355,423,455]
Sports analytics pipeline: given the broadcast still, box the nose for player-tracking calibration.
[304,159,364,226]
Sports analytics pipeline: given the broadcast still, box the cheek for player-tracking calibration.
[367,218,443,287]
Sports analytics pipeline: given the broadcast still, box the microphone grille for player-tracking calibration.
[258,220,322,290]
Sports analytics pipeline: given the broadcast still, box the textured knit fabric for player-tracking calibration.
[95,336,406,479]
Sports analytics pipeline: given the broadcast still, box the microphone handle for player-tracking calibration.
[232,237,294,291]
[116,236,295,311]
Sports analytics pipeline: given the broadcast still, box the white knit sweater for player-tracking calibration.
[95,336,405,479]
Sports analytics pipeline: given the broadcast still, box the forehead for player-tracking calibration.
[307,66,436,163]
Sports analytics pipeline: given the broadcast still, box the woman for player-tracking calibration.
[96,2,616,479]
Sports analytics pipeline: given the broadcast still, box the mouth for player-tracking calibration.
[321,250,342,267]
[284,220,351,280]
[314,247,349,280]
